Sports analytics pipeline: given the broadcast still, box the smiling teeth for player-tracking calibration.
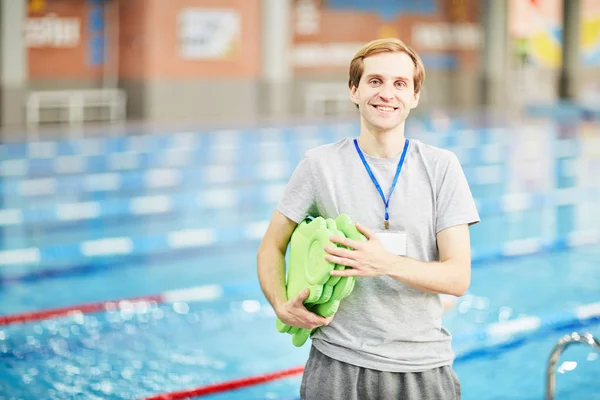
[377,106,394,111]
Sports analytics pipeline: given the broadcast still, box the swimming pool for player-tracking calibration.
[1,247,599,400]
[0,117,599,399]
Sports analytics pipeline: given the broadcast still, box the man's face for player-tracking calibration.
[350,52,420,132]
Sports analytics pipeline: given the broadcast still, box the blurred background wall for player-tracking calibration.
[1,0,599,128]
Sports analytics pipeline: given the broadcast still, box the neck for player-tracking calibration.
[357,121,406,158]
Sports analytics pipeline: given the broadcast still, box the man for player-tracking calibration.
[257,38,479,399]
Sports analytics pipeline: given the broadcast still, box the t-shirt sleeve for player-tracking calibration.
[435,152,480,233]
[276,153,318,223]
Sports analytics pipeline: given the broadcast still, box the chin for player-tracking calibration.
[368,119,404,132]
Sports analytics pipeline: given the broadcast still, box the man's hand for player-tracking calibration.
[276,288,333,330]
[325,222,394,278]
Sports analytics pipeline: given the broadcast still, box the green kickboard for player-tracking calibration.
[276,214,366,347]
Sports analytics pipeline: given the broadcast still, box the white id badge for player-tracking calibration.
[376,231,407,256]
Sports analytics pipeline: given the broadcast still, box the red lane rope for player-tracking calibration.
[0,294,163,326]
[141,366,305,399]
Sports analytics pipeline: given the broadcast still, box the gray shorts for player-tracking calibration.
[300,345,461,400]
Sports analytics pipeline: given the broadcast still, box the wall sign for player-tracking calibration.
[178,9,240,59]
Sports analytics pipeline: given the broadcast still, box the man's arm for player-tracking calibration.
[326,223,472,297]
[257,210,332,329]
[387,224,471,296]
[257,210,297,311]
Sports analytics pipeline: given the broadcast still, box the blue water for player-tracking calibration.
[0,118,599,399]
[1,246,599,399]
[456,322,600,400]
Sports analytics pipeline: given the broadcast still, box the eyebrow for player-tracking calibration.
[365,74,413,82]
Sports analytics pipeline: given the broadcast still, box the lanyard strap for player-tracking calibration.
[353,138,409,228]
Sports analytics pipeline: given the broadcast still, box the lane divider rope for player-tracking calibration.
[3,137,568,178]
[0,122,522,163]
[140,366,305,400]
[2,278,599,346]
[0,283,245,326]
[0,224,597,270]
[0,159,525,199]
[1,186,597,227]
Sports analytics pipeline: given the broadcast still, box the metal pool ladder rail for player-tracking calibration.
[546,332,600,400]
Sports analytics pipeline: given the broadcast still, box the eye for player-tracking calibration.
[369,78,382,86]
[395,81,407,88]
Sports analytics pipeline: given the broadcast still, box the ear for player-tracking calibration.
[410,90,421,109]
[350,85,359,106]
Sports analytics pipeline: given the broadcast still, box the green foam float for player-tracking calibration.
[275,214,366,347]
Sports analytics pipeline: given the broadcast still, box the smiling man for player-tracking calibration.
[257,38,480,400]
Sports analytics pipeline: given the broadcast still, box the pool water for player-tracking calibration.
[1,245,598,400]
[0,118,599,399]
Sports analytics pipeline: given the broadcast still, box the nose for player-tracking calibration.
[379,82,395,100]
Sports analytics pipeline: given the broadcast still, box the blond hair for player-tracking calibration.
[348,38,425,94]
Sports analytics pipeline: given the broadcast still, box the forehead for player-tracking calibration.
[361,52,415,79]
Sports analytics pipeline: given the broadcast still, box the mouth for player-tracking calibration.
[371,105,398,113]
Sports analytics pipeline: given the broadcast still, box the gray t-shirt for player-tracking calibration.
[276,137,480,373]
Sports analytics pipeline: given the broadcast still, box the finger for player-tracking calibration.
[302,310,330,328]
[294,288,310,305]
[330,268,360,277]
[297,319,322,330]
[330,235,363,250]
[313,314,331,325]
[316,316,332,327]
[355,222,374,240]
[324,254,358,268]
[324,246,354,258]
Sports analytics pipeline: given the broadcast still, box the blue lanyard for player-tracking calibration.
[353,138,409,229]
